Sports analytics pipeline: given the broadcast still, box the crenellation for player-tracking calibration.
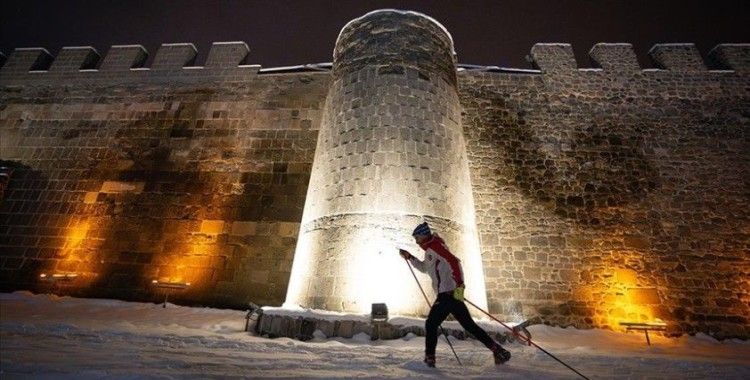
[151,43,198,71]
[648,43,707,72]
[588,43,640,73]
[460,37,749,339]
[0,41,745,85]
[529,43,577,73]
[99,45,148,71]
[708,43,750,73]
[0,42,267,85]
[1,9,748,339]
[0,73,330,307]
[205,41,250,68]
[49,46,100,73]
[1,47,52,75]
[527,42,747,77]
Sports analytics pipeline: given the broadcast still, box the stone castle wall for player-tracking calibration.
[0,13,748,338]
[0,42,329,307]
[285,10,488,316]
[460,43,749,338]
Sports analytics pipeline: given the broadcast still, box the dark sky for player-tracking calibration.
[1,0,748,69]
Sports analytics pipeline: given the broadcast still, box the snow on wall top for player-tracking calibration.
[334,9,456,56]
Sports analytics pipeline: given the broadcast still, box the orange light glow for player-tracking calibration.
[41,219,101,287]
[582,267,662,330]
[66,221,90,248]
[155,233,222,289]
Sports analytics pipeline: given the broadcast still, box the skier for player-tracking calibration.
[400,221,511,368]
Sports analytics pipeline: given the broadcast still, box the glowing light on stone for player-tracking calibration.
[157,240,219,288]
[64,220,90,249]
[284,9,488,316]
[577,266,662,330]
[45,218,100,287]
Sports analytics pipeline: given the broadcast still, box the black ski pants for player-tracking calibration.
[425,292,497,356]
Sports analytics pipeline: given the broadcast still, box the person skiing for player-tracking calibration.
[399,221,511,368]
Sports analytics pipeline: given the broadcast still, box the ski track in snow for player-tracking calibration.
[1,291,749,379]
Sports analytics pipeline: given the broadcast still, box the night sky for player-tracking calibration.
[1,0,748,69]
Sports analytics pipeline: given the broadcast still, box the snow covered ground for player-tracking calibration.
[1,291,748,379]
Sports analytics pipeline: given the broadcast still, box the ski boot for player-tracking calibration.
[424,354,436,368]
[492,344,511,364]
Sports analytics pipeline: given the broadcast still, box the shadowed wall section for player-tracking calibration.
[459,43,749,338]
[0,42,329,307]
[0,12,748,339]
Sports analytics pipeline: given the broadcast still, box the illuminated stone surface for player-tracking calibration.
[459,43,749,338]
[0,61,328,307]
[285,10,487,315]
[0,11,748,338]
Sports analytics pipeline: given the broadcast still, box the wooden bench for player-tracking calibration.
[620,321,666,345]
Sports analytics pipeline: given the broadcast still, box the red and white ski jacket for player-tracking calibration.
[408,234,464,294]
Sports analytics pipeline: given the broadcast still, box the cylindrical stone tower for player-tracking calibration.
[285,9,488,316]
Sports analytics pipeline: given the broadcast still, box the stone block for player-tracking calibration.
[567,236,592,248]
[55,260,80,272]
[100,45,147,71]
[372,322,398,340]
[269,315,284,337]
[1,47,52,75]
[316,320,334,337]
[49,46,100,73]
[336,320,354,338]
[151,43,197,71]
[623,234,649,250]
[205,42,249,68]
[523,267,541,280]
[614,268,638,285]
[648,43,707,72]
[572,287,593,300]
[529,43,577,73]
[558,269,576,282]
[352,321,372,337]
[200,220,225,235]
[547,236,566,248]
[500,237,528,247]
[99,181,145,194]
[708,43,750,73]
[83,192,99,204]
[250,270,269,283]
[257,313,272,334]
[230,221,256,236]
[277,222,299,238]
[588,43,640,73]
[628,287,660,305]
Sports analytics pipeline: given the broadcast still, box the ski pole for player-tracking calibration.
[464,298,590,380]
[403,257,462,366]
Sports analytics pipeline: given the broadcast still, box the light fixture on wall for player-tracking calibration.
[151,280,191,308]
[39,272,79,283]
[371,303,388,322]
[620,319,667,346]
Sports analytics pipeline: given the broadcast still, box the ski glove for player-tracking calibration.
[453,285,465,302]
[399,249,413,260]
